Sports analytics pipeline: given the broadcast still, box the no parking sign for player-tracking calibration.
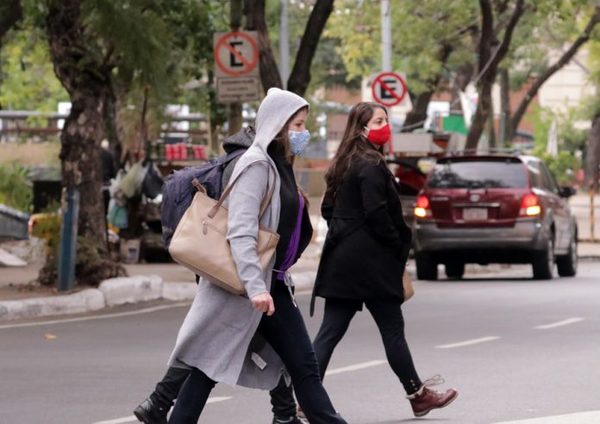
[371,72,408,107]
[213,31,260,103]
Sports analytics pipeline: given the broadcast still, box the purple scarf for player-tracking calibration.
[276,192,305,280]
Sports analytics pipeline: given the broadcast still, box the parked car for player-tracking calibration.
[413,154,578,280]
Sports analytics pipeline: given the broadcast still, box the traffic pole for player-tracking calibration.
[381,0,392,72]
[228,0,243,136]
[57,189,79,292]
[279,0,289,88]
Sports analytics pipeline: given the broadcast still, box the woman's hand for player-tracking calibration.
[251,292,275,316]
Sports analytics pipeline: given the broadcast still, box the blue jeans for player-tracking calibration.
[168,281,346,424]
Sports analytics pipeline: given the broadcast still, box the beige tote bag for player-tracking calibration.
[403,270,415,301]
[169,165,280,295]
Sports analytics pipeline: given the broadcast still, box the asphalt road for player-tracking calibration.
[1,262,599,424]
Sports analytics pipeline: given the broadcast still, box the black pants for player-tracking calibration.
[151,368,296,417]
[168,282,346,424]
[313,298,422,395]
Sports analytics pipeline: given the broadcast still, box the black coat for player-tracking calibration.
[311,157,412,314]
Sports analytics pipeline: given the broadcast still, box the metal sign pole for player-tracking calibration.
[57,189,79,292]
[381,0,392,72]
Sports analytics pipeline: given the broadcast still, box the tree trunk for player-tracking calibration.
[466,80,493,150]
[245,0,283,92]
[0,0,22,41]
[466,0,524,149]
[43,0,123,285]
[585,113,600,190]
[403,91,434,132]
[487,99,496,149]
[450,63,475,115]
[103,85,122,157]
[499,68,510,146]
[287,0,334,96]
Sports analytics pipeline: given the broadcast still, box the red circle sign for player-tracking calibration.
[214,32,259,77]
[371,72,408,107]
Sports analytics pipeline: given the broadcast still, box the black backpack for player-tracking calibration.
[160,149,244,248]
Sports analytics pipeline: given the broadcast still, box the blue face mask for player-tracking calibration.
[289,130,311,155]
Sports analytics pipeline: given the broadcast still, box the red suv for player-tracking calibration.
[413,154,577,280]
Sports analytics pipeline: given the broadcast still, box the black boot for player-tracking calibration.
[133,397,168,424]
[134,367,191,423]
[272,416,306,424]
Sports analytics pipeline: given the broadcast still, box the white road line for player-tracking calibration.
[92,397,232,424]
[325,360,387,376]
[492,410,600,423]
[534,317,584,330]
[436,336,500,349]
[0,302,191,330]
[92,417,138,424]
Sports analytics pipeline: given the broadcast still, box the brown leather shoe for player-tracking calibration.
[407,376,458,417]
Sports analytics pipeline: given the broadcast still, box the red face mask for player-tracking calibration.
[365,123,391,145]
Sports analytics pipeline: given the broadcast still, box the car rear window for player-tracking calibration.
[428,159,528,189]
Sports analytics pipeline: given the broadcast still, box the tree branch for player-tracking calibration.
[403,43,454,131]
[478,0,495,71]
[287,0,334,96]
[244,0,282,92]
[509,5,600,139]
[490,0,525,70]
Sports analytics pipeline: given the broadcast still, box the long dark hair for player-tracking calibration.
[268,105,309,162]
[325,102,386,193]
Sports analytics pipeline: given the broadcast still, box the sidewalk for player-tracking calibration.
[0,239,322,322]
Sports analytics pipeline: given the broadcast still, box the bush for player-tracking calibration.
[0,162,33,212]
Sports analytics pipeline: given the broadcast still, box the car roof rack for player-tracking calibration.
[443,147,524,156]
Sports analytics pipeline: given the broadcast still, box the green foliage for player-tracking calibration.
[540,151,578,185]
[79,0,173,97]
[530,105,583,184]
[0,27,68,110]
[505,0,598,91]
[327,0,477,95]
[0,162,33,212]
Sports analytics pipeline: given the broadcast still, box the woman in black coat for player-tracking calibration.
[310,102,458,418]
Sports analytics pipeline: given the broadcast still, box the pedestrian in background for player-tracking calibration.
[100,139,116,214]
[310,101,458,418]
[164,88,347,424]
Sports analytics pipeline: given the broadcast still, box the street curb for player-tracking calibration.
[0,271,318,322]
[99,275,163,307]
[0,288,106,321]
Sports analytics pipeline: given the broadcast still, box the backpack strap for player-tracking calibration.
[208,161,276,220]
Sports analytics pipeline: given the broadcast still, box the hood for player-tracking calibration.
[252,88,309,153]
[222,126,255,153]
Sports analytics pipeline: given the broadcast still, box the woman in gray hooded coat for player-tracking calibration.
[166,88,347,424]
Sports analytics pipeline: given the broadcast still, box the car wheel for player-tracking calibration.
[532,236,554,280]
[556,233,577,277]
[416,253,438,280]
[445,262,465,279]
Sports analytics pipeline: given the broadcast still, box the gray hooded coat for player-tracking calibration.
[167,88,309,390]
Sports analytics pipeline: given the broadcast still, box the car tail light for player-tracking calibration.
[415,195,432,218]
[519,193,541,217]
